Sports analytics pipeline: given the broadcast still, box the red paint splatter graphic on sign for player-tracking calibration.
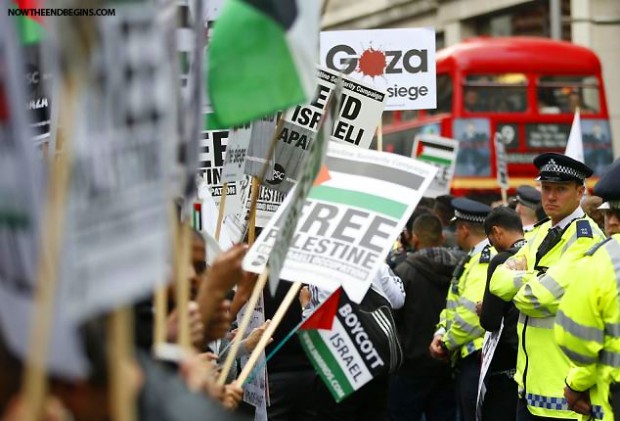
[357,48,386,78]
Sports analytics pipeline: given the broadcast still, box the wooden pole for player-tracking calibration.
[153,285,167,346]
[107,307,136,421]
[175,222,192,349]
[215,182,228,241]
[247,177,260,244]
[237,281,302,385]
[21,77,78,421]
[217,269,269,385]
[501,188,508,206]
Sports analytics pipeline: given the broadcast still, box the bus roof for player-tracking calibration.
[436,37,602,75]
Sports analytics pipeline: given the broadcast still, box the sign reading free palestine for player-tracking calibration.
[242,141,437,303]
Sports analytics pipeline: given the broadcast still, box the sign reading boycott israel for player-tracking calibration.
[298,288,401,402]
[243,142,436,303]
[320,28,436,111]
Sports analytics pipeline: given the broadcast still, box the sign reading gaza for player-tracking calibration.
[320,28,436,111]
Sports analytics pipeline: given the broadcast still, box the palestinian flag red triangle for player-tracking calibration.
[300,288,341,331]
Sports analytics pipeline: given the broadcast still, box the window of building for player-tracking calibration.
[537,75,600,114]
[462,73,528,113]
[428,74,453,115]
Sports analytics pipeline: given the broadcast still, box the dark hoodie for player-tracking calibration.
[394,247,462,378]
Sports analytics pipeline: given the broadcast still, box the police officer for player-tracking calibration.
[515,185,542,233]
[430,198,494,421]
[554,158,620,421]
[490,153,606,421]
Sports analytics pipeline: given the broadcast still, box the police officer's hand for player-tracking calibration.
[505,255,527,271]
[564,386,592,415]
[429,335,449,362]
[475,301,482,317]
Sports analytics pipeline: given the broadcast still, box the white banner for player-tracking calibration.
[320,28,436,111]
[243,142,437,303]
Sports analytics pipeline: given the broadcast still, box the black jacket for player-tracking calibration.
[479,240,525,373]
[394,247,462,378]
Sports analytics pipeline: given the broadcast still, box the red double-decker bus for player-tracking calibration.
[379,37,613,196]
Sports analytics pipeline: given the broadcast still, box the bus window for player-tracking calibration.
[537,75,600,114]
[463,74,527,113]
[428,74,453,115]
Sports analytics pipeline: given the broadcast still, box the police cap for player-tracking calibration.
[534,153,593,183]
[450,198,492,225]
[515,185,541,210]
[594,158,620,210]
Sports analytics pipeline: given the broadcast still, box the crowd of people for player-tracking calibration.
[4,151,620,421]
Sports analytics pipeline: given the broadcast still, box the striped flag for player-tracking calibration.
[298,288,402,402]
[416,139,456,166]
[412,134,459,197]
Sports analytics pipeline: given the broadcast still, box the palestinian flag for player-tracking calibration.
[11,0,45,45]
[298,288,402,402]
[207,0,320,128]
[415,139,456,167]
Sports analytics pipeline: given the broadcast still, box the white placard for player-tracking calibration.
[320,28,436,111]
[243,142,437,303]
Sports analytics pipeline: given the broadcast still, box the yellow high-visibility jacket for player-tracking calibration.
[438,240,494,360]
[490,215,605,418]
[555,234,620,421]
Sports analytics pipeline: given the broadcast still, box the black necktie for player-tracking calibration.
[534,227,563,271]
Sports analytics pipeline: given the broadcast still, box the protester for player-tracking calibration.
[490,153,605,421]
[554,159,620,421]
[582,195,605,232]
[434,194,458,248]
[303,264,405,421]
[389,213,460,421]
[430,198,494,421]
[386,206,434,270]
[479,206,526,421]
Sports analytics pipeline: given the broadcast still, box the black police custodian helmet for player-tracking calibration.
[594,158,620,209]
[515,185,541,210]
[534,153,593,183]
[450,198,492,225]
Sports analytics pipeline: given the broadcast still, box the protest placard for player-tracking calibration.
[476,322,505,420]
[320,28,436,111]
[298,288,401,403]
[269,67,386,193]
[244,114,278,179]
[0,11,88,379]
[237,294,269,420]
[222,125,252,183]
[56,2,174,323]
[243,141,437,303]
[238,177,286,229]
[412,134,459,198]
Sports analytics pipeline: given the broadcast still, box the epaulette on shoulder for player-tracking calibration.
[479,244,492,263]
[585,237,613,256]
[575,219,593,238]
[533,217,550,228]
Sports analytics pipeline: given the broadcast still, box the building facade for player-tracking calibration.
[323,0,620,156]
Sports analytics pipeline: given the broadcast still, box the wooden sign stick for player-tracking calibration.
[107,306,136,421]
[217,268,269,385]
[175,222,192,349]
[21,76,78,421]
[237,281,303,385]
[215,182,228,241]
